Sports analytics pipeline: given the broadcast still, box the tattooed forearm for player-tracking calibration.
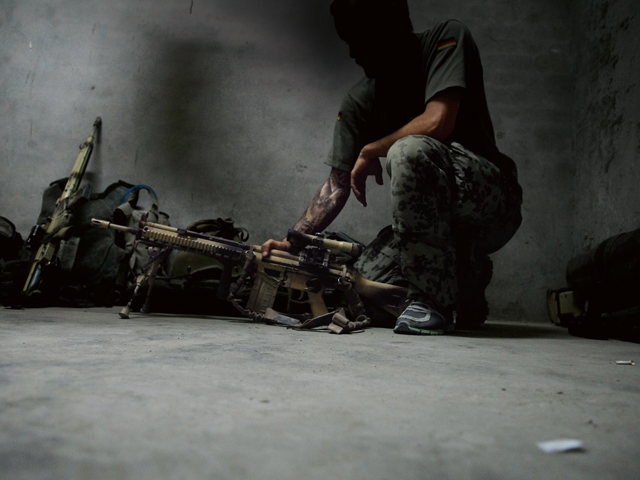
[293,168,351,234]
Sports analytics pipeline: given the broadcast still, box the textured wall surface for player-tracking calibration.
[0,0,578,321]
[572,0,640,254]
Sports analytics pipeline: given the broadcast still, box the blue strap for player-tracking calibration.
[119,184,158,206]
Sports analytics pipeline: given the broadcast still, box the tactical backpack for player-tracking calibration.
[112,184,172,284]
[44,179,135,306]
[0,179,174,308]
[548,227,640,341]
[0,217,25,262]
[0,180,134,307]
[0,217,31,306]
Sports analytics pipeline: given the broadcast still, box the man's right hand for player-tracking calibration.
[350,154,383,207]
[260,238,292,257]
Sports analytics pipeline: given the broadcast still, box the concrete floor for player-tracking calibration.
[1,307,639,480]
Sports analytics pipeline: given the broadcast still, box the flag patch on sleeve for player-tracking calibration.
[437,38,457,51]
[337,111,342,120]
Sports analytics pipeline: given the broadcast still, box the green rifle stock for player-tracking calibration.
[91,218,408,330]
[23,117,102,296]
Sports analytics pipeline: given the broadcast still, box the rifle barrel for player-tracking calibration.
[61,117,101,201]
[91,219,136,234]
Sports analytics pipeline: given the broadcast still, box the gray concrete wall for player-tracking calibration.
[0,0,577,321]
[571,0,640,254]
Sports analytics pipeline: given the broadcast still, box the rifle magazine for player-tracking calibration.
[246,271,280,314]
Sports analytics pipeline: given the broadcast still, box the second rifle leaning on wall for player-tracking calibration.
[23,117,102,298]
[92,217,408,334]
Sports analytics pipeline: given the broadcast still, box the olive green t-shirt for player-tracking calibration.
[325,20,518,183]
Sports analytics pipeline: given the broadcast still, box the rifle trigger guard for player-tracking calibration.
[337,274,353,292]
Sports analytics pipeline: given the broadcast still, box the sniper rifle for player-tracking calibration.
[91,217,408,333]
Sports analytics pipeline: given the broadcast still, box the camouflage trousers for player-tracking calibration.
[354,135,522,312]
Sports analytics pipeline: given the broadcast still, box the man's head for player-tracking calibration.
[330,0,413,78]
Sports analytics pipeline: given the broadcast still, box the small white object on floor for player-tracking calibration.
[537,439,584,453]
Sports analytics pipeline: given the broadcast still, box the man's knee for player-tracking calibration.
[386,135,449,178]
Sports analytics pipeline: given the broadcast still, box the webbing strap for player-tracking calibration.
[262,307,369,334]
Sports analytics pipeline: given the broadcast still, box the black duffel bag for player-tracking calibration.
[565,228,640,340]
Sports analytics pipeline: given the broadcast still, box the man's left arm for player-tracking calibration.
[350,87,462,206]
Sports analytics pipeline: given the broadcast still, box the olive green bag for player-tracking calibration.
[171,218,248,280]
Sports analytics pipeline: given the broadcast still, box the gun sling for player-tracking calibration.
[262,308,368,334]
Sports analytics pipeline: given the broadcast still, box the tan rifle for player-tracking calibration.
[23,117,102,296]
[91,218,408,333]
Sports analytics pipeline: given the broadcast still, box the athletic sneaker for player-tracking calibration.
[393,302,455,335]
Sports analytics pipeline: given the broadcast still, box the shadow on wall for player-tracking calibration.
[129,39,238,194]
[125,2,355,203]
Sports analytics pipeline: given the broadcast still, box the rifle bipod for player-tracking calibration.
[119,246,172,319]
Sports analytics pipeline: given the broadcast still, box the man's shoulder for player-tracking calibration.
[427,19,471,34]
[418,19,473,46]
